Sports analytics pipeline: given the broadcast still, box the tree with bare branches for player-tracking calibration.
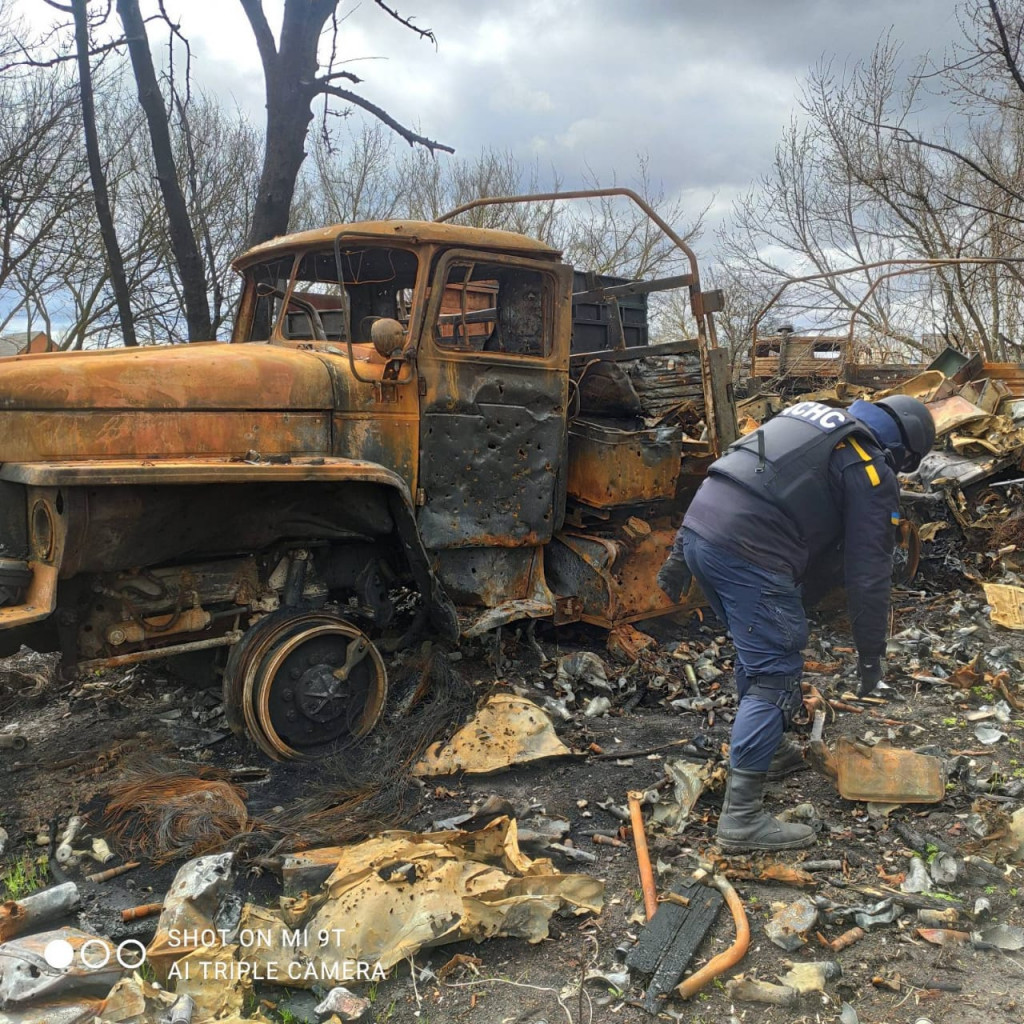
[67,0,137,345]
[239,0,452,246]
[115,0,212,340]
[719,2,1024,362]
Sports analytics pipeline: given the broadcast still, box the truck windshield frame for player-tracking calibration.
[242,245,421,344]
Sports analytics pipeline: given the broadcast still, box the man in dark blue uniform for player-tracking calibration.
[657,395,936,851]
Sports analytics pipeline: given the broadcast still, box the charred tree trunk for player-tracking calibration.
[116,0,212,341]
[242,0,336,247]
[71,0,137,347]
[241,0,451,248]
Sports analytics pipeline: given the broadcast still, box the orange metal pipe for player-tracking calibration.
[627,790,658,921]
[121,903,164,923]
[676,873,749,1000]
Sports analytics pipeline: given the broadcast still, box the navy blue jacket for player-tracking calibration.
[683,427,899,660]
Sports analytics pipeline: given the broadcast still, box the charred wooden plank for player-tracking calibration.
[625,877,724,1012]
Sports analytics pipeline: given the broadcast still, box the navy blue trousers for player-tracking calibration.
[679,528,807,771]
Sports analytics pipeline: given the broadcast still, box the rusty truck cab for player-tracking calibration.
[231,222,575,629]
[0,200,735,760]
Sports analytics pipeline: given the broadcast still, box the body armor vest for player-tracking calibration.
[709,400,867,555]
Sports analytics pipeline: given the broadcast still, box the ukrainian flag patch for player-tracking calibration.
[891,512,901,525]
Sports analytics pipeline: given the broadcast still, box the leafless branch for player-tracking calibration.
[157,0,192,109]
[988,0,1024,98]
[318,69,364,85]
[371,0,436,48]
[320,83,454,153]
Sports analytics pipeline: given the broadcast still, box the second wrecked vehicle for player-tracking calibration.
[0,190,737,758]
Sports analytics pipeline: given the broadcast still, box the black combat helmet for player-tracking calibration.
[874,395,936,473]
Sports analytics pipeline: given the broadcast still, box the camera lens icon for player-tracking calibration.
[43,939,75,970]
[43,937,147,971]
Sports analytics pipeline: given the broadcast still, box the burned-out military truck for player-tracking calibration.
[0,189,737,759]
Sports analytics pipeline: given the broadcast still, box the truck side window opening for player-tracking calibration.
[246,247,418,342]
[435,262,551,357]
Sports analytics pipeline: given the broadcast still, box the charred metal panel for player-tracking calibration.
[546,524,695,628]
[566,419,682,508]
[417,396,562,549]
[318,348,421,489]
[233,220,561,276]
[0,343,336,462]
[57,482,396,576]
[0,343,333,410]
[0,411,331,462]
[433,546,537,606]
[332,413,418,485]
[416,251,573,557]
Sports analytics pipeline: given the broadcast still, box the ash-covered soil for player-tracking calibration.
[3,571,1024,1024]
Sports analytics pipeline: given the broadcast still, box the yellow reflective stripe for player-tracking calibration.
[848,436,881,486]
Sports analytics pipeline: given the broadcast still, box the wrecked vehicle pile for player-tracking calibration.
[2,202,1024,1023]
[4,552,1024,1023]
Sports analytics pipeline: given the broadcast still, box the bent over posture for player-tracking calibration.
[657,396,935,851]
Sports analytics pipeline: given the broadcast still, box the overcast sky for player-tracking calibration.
[18,0,966,248]
[162,0,966,238]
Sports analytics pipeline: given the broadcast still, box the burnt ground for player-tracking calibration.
[3,570,1024,1024]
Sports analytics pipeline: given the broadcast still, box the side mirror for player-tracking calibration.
[348,317,415,387]
[370,318,405,359]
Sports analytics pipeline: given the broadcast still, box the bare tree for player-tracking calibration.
[116,0,212,340]
[304,126,702,282]
[239,0,452,246]
[0,24,90,344]
[66,0,138,346]
[720,6,1024,362]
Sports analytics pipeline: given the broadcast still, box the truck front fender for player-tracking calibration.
[0,457,458,641]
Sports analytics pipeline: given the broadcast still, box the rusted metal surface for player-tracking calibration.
[893,520,921,585]
[546,523,701,628]
[0,562,59,630]
[984,362,1024,396]
[0,457,411,488]
[416,251,573,554]
[233,219,560,272]
[436,189,736,456]
[834,736,944,803]
[76,631,244,674]
[751,335,847,380]
[0,214,740,756]
[228,610,388,761]
[567,420,682,508]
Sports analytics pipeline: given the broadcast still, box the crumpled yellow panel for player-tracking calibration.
[287,816,603,975]
[169,945,243,1020]
[413,694,572,776]
[917,521,949,542]
[927,395,992,436]
[875,370,948,403]
[983,583,1024,629]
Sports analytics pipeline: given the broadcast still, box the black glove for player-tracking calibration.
[857,657,884,696]
[657,556,692,603]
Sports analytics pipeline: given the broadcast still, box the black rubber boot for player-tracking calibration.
[766,735,808,781]
[717,769,816,851]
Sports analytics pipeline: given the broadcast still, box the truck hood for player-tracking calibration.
[0,343,337,462]
[0,342,332,411]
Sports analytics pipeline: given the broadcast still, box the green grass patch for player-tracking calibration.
[2,854,46,901]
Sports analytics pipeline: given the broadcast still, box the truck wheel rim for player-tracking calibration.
[254,619,387,760]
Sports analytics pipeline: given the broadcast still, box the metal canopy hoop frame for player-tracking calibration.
[437,188,735,451]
